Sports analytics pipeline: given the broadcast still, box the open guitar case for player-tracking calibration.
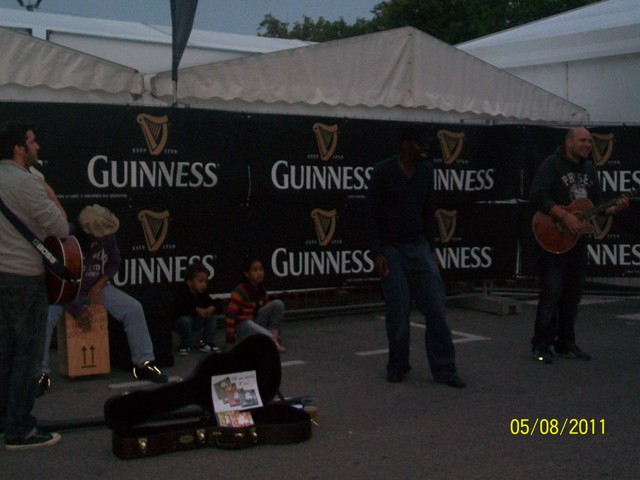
[103,334,312,459]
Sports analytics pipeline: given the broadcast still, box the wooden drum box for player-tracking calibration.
[57,304,110,377]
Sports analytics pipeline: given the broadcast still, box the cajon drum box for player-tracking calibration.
[57,304,110,377]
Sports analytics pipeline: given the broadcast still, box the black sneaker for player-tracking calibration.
[532,345,554,364]
[199,341,220,353]
[36,373,51,398]
[176,346,191,356]
[133,361,168,383]
[555,343,591,361]
[5,428,61,451]
[438,376,466,389]
[386,371,404,383]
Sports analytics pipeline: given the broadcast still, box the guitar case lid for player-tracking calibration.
[104,334,281,431]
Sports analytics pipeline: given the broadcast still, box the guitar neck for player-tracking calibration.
[583,188,638,220]
[585,198,618,220]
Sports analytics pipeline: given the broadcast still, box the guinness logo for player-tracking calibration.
[437,130,465,165]
[313,123,339,161]
[435,209,457,243]
[310,208,337,246]
[137,113,169,156]
[591,215,613,240]
[591,133,614,166]
[137,209,170,252]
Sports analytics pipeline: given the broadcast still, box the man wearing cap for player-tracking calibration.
[40,204,168,390]
[365,126,464,388]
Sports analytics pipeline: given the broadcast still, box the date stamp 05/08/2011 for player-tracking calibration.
[509,418,605,436]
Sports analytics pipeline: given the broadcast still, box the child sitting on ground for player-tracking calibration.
[224,255,286,353]
[173,262,221,355]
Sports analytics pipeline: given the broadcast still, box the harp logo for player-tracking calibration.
[437,130,465,165]
[136,113,170,156]
[435,209,457,244]
[313,123,339,161]
[591,133,614,167]
[137,209,170,252]
[310,208,337,246]
[591,215,613,240]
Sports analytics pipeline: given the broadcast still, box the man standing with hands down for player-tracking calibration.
[366,126,464,388]
[0,122,69,450]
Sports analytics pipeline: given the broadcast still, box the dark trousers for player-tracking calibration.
[381,242,457,381]
[0,273,48,440]
[532,243,588,348]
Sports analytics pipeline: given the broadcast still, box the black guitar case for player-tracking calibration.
[103,334,311,459]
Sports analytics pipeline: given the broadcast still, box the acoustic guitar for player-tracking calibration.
[44,235,83,304]
[532,189,637,254]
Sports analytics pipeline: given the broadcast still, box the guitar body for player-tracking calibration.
[532,198,595,254]
[44,235,83,304]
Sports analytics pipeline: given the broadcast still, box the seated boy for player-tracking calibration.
[173,262,221,355]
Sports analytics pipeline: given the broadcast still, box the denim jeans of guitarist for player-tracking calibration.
[532,242,588,349]
[0,273,48,440]
[380,242,458,382]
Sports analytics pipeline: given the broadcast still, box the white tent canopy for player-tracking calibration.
[151,27,588,124]
[0,27,144,104]
[458,0,640,124]
[0,7,310,75]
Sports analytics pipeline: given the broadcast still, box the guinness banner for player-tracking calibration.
[1,103,638,294]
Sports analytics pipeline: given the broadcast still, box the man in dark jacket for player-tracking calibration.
[366,126,464,387]
[530,127,629,363]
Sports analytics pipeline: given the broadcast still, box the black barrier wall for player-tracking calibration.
[1,103,638,294]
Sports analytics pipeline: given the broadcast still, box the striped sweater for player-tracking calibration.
[224,281,270,341]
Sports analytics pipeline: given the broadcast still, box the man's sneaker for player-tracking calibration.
[532,345,554,364]
[36,373,51,398]
[176,346,190,356]
[555,343,591,361]
[199,341,220,353]
[5,428,61,451]
[133,361,168,383]
[438,376,466,389]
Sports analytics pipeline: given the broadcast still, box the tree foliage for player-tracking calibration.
[258,0,599,44]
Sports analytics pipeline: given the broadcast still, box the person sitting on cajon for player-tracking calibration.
[39,204,167,394]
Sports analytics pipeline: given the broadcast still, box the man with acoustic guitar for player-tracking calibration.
[0,121,69,450]
[529,126,629,364]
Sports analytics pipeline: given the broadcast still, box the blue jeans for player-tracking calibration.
[532,243,588,348]
[380,243,458,381]
[0,273,48,440]
[43,284,155,372]
[174,314,217,348]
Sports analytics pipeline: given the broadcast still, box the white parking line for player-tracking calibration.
[617,313,640,321]
[281,360,306,367]
[356,349,389,357]
[357,324,490,356]
[523,297,622,306]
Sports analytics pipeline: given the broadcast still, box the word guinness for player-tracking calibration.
[114,254,216,286]
[271,160,373,191]
[271,248,374,277]
[433,168,495,191]
[88,155,218,188]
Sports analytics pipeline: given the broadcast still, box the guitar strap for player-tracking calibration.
[0,195,75,281]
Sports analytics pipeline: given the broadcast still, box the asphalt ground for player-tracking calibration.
[2,293,640,480]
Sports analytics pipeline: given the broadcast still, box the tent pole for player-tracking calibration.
[172,80,178,106]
